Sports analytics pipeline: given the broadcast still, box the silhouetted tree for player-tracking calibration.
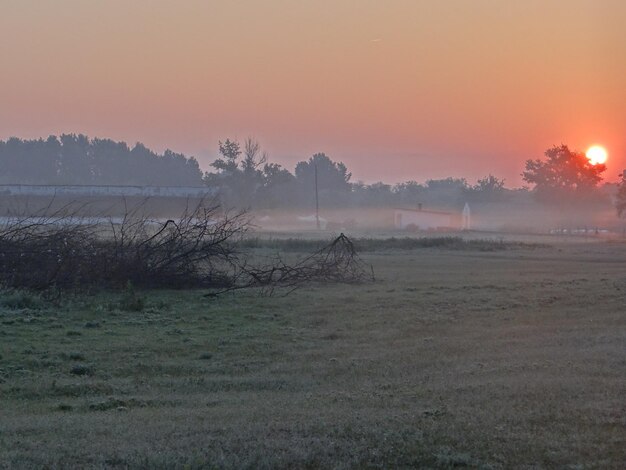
[466,175,506,201]
[295,153,351,191]
[159,149,203,186]
[262,163,293,187]
[240,138,267,203]
[475,174,505,192]
[392,181,426,206]
[522,145,606,201]
[257,162,296,208]
[242,138,267,174]
[0,135,203,186]
[293,153,352,208]
[204,138,269,208]
[211,139,241,175]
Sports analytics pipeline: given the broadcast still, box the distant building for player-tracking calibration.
[0,184,216,198]
[393,205,454,230]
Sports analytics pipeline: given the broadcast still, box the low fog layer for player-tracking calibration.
[0,136,622,234]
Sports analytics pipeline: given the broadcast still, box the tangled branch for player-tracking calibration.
[0,200,249,290]
[0,201,374,294]
[209,233,375,296]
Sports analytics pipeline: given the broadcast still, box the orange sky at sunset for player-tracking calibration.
[1,1,624,185]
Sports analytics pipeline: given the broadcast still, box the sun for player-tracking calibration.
[586,145,608,165]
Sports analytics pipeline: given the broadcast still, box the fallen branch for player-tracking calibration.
[206,233,375,297]
[0,201,373,295]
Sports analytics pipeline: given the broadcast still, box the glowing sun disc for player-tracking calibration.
[586,145,608,165]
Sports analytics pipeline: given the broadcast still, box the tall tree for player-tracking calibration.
[211,139,241,175]
[204,138,269,207]
[522,145,606,201]
[240,138,267,202]
[242,138,266,174]
[295,153,351,192]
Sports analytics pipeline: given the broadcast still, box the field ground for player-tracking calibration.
[1,237,625,468]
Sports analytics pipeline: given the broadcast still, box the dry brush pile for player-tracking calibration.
[220,233,375,296]
[0,201,373,294]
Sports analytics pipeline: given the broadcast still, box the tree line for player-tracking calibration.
[203,138,520,210]
[205,139,620,210]
[0,135,203,186]
[0,135,511,208]
[0,135,620,212]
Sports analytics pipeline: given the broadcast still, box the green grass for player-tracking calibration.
[0,289,46,311]
[1,241,625,468]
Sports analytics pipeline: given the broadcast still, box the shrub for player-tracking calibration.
[0,200,249,290]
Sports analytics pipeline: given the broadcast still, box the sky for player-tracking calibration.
[1,0,625,185]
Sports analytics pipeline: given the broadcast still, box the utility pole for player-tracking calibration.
[314,161,320,230]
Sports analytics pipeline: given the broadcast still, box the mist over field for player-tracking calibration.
[2,1,626,468]
[1,136,623,236]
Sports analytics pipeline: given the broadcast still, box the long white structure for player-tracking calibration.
[0,184,217,198]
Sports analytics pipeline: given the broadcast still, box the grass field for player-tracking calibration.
[1,237,625,468]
